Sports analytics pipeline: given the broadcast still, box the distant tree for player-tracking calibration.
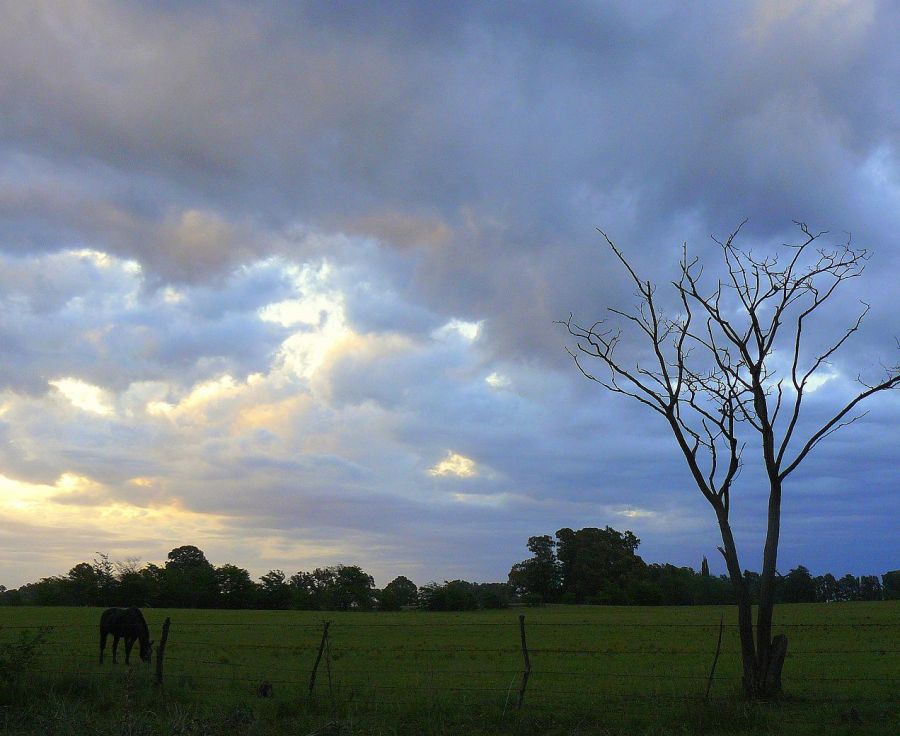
[474,582,511,609]
[92,553,116,604]
[836,574,861,602]
[258,570,292,609]
[693,574,735,606]
[334,565,376,610]
[858,575,882,601]
[66,563,99,606]
[163,545,217,608]
[643,564,701,606]
[379,575,419,610]
[418,580,478,611]
[508,535,561,602]
[555,527,645,604]
[882,570,900,600]
[701,556,710,577]
[289,565,376,611]
[215,564,257,609]
[288,571,316,609]
[814,573,839,603]
[781,566,816,603]
[562,224,899,696]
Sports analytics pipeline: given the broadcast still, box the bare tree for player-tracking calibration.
[562,222,899,698]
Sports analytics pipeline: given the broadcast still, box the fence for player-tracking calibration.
[3,610,899,718]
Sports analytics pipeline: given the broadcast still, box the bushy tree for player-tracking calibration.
[508,535,561,601]
[814,573,839,603]
[556,527,645,604]
[418,580,479,611]
[858,575,882,601]
[289,565,375,610]
[257,570,292,609]
[379,575,418,610]
[216,564,257,609]
[162,545,217,608]
[781,566,816,603]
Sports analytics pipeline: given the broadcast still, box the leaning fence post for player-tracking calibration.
[516,614,532,710]
[154,617,170,687]
[704,614,724,702]
[308,620,331,700]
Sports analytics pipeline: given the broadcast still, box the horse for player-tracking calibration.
[99,607,154,665]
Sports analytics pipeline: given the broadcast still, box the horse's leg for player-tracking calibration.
[124,636,134,664]
[112,634,120,664]
[99,630,107,664]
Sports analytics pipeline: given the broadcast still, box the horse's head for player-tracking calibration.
[140,639,154,663]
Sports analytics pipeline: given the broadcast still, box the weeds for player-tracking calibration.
[0,626,51,684]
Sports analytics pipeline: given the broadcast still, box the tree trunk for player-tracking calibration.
[755,478,786,697]
[714,505,759,695]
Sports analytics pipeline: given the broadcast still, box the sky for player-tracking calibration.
[0,1,898,589]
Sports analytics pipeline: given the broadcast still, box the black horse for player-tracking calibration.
[99,607,153,665]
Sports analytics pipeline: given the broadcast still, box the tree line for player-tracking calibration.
[0,545,503,611]
[508,527,898,606]
[1,532,896,611]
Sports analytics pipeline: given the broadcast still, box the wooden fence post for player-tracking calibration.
[324,623,334,703]
[704,614,724,702]
[516,614,532,710]
[154,617,170,687]
[308,620,331,700]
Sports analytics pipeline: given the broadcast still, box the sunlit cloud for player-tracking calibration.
[616,507,657,519]
[0,472,229,541]
[428,451,478,478]
[485,372,511,389]
[49,377,115,416]
[433,318,482,342]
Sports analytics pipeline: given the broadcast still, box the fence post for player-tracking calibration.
[704,614,724,701]
[516,614,532,710]
[324,623,334,703]
[308,620,331,700]
[154,617,170,687]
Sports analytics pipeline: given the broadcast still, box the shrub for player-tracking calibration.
[0,626,51,683]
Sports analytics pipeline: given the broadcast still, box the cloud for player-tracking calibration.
[49,378,115,416]
[429,452,479,479]
[0,1,897,586]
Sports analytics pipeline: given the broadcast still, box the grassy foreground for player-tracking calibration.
[1,602,897,735]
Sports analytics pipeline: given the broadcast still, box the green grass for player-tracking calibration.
[1,602,897,735]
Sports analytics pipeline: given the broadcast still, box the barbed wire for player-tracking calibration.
[7,611,898,717]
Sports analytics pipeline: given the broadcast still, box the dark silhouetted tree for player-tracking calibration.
[562,223,899,696]
[836,573,861,601]
[379,575,418,610]
[418,580,478,611]
[782,566,816,603]
[215,564,257,609]
[881,570,900,600]
[163,545,217,607]
[555,527,644,604]
[258,569,292,609]
[814,573,839,603]
[508,535,561,602]
[858,575,882,601]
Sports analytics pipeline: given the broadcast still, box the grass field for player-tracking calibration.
[1,602,897,735]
